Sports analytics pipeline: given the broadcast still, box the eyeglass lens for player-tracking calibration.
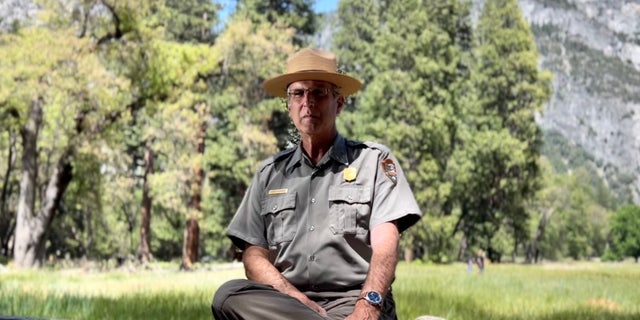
[287,87,330,101]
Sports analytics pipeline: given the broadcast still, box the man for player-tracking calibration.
[211,48,422,320]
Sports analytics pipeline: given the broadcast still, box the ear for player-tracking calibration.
[336,95,345,115]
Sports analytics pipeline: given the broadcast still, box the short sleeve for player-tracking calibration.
[369,149,422,233]
[226,172,269,249]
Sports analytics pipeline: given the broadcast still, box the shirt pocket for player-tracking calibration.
[328,186,371,235]
[261,193,297,246]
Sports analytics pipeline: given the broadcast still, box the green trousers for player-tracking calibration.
[211,279,397,320]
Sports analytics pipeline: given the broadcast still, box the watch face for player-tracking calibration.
[366,291,383,305]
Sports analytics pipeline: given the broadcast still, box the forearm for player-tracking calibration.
[346,222,400,320]
[362,221,400,297]
[242,245,303,297]
[242,244,327,315]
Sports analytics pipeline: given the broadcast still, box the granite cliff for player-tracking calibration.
[520,0,640,205]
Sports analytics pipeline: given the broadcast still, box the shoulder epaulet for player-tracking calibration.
[258,147,296,172]
[345,139,392,158]
[345,139,367,148]
[361,141,392,154]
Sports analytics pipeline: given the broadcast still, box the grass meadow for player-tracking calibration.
[1,261,639,320]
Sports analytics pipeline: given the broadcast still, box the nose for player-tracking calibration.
[300,92,316,107]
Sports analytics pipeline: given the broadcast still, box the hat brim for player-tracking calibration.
[263,72,362,98]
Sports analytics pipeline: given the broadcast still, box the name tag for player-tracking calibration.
[268,188,288,195]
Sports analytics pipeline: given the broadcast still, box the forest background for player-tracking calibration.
[1,0,639,270]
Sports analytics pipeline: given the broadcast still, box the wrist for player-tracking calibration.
[355,298,382,317]
[357,290,384,309]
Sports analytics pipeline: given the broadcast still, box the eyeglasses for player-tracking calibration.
[286,87,334,102]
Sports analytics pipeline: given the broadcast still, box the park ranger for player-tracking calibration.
[211,48,423,320]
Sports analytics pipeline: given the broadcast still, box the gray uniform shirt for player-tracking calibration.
[227,134,422,293]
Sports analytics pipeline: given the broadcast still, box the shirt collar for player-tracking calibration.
[285,134,349,173]
[329,134,350,166]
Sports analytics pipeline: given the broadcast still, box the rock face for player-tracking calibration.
[519,0,640,204]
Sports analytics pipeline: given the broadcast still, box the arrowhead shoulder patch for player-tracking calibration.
[381,158,398,185]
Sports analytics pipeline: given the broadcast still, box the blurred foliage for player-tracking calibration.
[605,205,640,262]
[0,0,637,267]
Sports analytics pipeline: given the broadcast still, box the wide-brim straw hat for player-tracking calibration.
[263,48,363,98]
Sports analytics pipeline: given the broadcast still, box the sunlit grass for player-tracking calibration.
[395,262,640,320]
[0,264,245,320]
[1,261,639,320]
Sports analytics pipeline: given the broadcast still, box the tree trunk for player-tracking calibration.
[525,208,554,264]
[181,103,207,270]
[404,247,414,263]
[15,99,73,268]
[181,218,200,270]
[1,130,18,257]
[14,99,43,268]
[458,235,469,262]
[138,144,153,265]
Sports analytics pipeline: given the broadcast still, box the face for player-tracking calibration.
[287,80,344,139]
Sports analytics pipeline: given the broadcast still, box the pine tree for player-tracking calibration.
[164,0,219,44]
[235,0,316,45]
[464,0,553,261]
[334,0,474,262]
[197,1,309,258]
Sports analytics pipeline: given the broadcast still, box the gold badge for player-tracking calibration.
[343,167,357,182]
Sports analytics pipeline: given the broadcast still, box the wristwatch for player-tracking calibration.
[361,291,383,308]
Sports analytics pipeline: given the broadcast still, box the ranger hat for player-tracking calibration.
[263,48,363,98]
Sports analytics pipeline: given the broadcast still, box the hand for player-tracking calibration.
[300,296,328,316]
[243,245,327,316]
[288,290,328,316]
[344,300,380,320]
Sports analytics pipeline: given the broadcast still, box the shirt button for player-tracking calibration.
[347,195,353,201]
[272,205,278,210]
[311,198,316,203]
[309,255,316,261]
[309,225,315,231]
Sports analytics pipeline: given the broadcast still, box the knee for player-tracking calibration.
[214,279,249,300]
[211,279,251,315]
